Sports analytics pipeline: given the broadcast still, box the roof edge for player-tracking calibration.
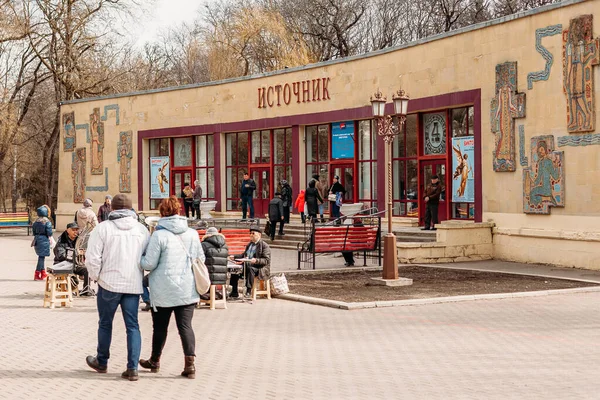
[62,0,588,106]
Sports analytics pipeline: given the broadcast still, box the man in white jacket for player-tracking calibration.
[84,194,150,381]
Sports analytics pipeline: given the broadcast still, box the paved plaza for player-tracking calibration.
[1,231,600,399]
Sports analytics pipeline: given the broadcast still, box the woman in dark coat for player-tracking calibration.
[328,175,346,221]
[200,227,229,299]
[304,180,323,222]
[32,205,53,281]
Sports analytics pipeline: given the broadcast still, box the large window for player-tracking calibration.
[195,135,215,201]
[273,128,292,192]
[251,130,270,164]
[393,114,418,216]
[450,107,475,220]
[149,138,170,209]
[357,120,377,210]
[226,132,248,210]
[305,124,330,192]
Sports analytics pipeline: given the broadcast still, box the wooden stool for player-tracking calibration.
[251,277,271,300]
[43,273,74,309]
[198,285,227,310]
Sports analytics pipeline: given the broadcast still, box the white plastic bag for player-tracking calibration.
[270,273,289,296]
[49,236,57,250]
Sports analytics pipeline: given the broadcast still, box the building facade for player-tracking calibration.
[58,0,600,269]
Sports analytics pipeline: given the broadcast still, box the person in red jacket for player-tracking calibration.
[294,190,306,223]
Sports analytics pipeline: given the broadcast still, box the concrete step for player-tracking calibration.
[396,235,436,243]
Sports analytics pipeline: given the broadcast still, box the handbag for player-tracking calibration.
[175,234,211,295]
[328,193,337,202]
[270,273,289,296]
[49,236,57,250]
[264,220,271,235]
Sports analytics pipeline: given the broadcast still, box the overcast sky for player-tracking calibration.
[131,0,204,46]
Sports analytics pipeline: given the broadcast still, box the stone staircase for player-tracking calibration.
[394,228,436,243]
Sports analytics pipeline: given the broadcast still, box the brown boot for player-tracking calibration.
[181,356,195,379]
[139,357,160,373]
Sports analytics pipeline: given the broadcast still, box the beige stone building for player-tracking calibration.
[59,0,600,269]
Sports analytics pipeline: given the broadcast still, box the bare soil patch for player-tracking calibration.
[285,266,598,302]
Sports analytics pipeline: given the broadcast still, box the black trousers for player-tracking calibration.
[150,303,196,359]
[424,202,439,227]
[229,265,262,294]
[270,219,284,239]
[193,202,201,219]
[283,206,290,223]
[72,265,90,289]
[184,202,193,218]
[342,251,355,265]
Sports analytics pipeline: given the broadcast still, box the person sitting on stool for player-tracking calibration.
[53,221,94,296]
[228,226,271,298]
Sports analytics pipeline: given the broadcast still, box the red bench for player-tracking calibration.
[197,228,249,255]
[297,224,381,270]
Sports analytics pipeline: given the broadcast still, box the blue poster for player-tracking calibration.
[331,121,355,159]
[451,137,475,203]
[150,156,170,199]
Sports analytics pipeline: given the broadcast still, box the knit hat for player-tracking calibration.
[112,194,132,210]
[83,198,93,207]
[105,195,113,200]
[334,175,340,180]
[206,227,219,236]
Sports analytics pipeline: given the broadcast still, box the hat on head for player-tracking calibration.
[112,194,133,210]
[206,227,219,236]
[334,175,340,180]
[249,226,262,233]
[66,222,79,230]
[280,179,288,186]
[83,198,93,207]
[105,195,112,200]
[431,175,439,179]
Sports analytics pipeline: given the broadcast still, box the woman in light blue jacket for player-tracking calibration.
[139,196,205,379]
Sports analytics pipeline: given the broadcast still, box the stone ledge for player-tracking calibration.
[437,221,496,230]
[397,242,446,249]
[277,286,600,310]
[494,227,600,243]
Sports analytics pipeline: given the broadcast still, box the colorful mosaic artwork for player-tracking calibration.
[87,168,109,192]
[63,112,76,152]
[490,62,526,172]
[523,135,564,215]
[519,125,528,166]
[117,131,133,193]
[527,24,562,90]
[101,104,120,125]
[71,148,86,203]
[557,133,600,147]
[562,15,600,133]
[90,108,105,175]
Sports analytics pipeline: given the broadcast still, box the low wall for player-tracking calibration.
[397,222,494,264]
[493,228,600,270]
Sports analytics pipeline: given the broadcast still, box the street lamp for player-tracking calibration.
[370,89,409,280]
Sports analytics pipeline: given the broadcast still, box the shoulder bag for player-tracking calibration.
[328,193,337,202]
[175,234,211,295]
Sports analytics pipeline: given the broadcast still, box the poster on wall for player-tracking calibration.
[331,121,355,159]
[451,136,475,203]
[150,156,170,199]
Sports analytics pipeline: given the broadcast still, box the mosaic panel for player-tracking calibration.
[523,136,564,215]
[87,168,109,192]
[90,108,104,175]
[527,24,562,90]
[490,61,526,172]
[71,148,86,203]
[519,125,528,166]
[63,112,76,152]
[562,15,600,133]
[101,104,120,125]
[557,133,600,147]
[117,131,133,193]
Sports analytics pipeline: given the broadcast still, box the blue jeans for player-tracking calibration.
[96,286,141,369]
[36,256,45,272]
[142,275,150,303]
[331,202,341,219]
[241,195,254,219]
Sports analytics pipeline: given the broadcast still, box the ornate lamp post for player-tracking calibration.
[370,89,409,280]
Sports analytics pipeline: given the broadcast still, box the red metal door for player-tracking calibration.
[250,168,270,218]
[419,160,447,225]
[172,170,192,216]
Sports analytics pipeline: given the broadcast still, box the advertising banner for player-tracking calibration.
[451,137,475,203]
[331,121,355,159]
[150,157,170,199]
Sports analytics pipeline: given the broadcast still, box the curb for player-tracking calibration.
[277,285,600,311]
